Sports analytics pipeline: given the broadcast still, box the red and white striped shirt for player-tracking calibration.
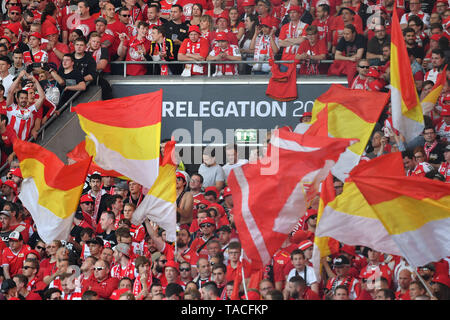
[6,104,39,140]
[110,261,136,280]
[23,50,48,65]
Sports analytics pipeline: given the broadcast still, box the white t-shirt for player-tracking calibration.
[287,265,317,287]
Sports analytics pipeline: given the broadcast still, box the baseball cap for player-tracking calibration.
[110,288,130,300]
[430,34,442,42]
[199,217,215,227]
[9,230,21,241]
[5,22,21,36]
[304,208,318,222]
[80,194,94,203]
[11,168,22,179]
[86,237,104,246]
[215,32,229,42]
[242,0,255,6]
[217,11,229,23]
[418,263,435,271]
[259,16,273,28]
[432,274,450,288]
[287,5,302,13]
[42,23,59,38]
[29,32,42,40]
[298,239,313,251]
[366,66,380,78]
[188,24,201,35]
[340,244,356,256]
[3,180,18,194]
[0,35,12,43]
[9,5,21,13]
[204,186,219,198]
[0,210,11,217]
[217,225,232,233]
[164,260,179,271]
[208,203,225,216]
[223,186,232,198]
[444,145,450,152]
[115,243,132,257]
[176,171,186,181]
[333,255,350,267]
[1,279,16,294]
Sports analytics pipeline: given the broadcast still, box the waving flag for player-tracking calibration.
[312,173,341,280]
[351,169,450,267]
[390,6,424,142]
[131,140,177,242]
[227,129,355,268]
[73,90,162,189]
[314,153,406,261]
[421,65,447,114]
[14,139,91,243]
[307,84,389,181]
[67,140,126,179]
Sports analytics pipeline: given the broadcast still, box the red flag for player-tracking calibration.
[265,59,298,101]
[227,129,355,269]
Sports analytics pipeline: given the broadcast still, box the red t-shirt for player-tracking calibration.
[1,245,31,277]
[296,38,327,74]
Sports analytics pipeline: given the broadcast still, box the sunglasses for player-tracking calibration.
[159,259,167,264]
[23,266,35,270]
[10,12,20,15]
[200,223,214,228]
[94,267,105,271]
[121,14,130,17]
[36,245,45,250]
[180,268,191,272]
[358,65,370,69]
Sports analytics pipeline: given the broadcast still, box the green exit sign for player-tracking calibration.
[235,129,257,143]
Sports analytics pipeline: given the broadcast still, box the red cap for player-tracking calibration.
[110,288,131,300]
[430,34,442,41]
[176,171,186,181]
[11,168,22,178]
[9,5,21,13]
[223,186,232,198]
[432,274,450,288]
[441,105,450,116]
[29,32,42,40]
[301,112,312,118]
[366,66,380,78]
[5,22,21,36]
[437,0,448,4]
[198,198,212,207]
[242,0,255,6]
[215,31,229,41]
[204,186,219,198]
[298,239,313,251]
[188,24,201,35]
[80,194,94,203]
[287,5,302,13]
[199,217,216,226]
[3,180,18,194]
[0,35,12,43]
[164,260,179,271]
[208,203,226,217]
[217,11,229,23]
[259,16,274,28]
[304,208,318,222]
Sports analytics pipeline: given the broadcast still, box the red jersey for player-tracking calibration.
[296,39,327,75]
[41,42,70,70]
[23,50,48,65]
[438,162,450,182]
[178,37,210,75]
[1,245,31,277]
[279,20,309,60]
[312,16,334,44]
[6,103,40,141]
[123,36,151,76]
[395,289,411,300]
[406,162,434,177]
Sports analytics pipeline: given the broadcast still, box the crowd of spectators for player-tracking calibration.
[0,0,449,302]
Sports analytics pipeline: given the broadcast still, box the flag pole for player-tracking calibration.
[390,239,436,299]
[241,265,248,300]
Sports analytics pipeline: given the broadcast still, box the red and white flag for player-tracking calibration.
[227,129,355,269]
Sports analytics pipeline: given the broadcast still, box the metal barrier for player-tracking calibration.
[0,84,90,175]
[110,59,334,78]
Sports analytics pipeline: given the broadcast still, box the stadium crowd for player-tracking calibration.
[0,0,449,301]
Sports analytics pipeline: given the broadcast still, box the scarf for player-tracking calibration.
[213,45,236,75]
